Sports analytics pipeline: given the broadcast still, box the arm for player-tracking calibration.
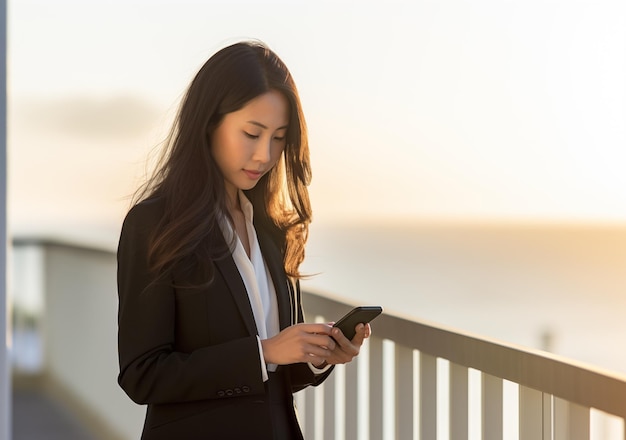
[117,202,265,404]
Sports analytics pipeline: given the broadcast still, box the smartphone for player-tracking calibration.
[333,306,383,340]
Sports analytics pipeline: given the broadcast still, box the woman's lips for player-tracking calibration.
[243,169,263,180]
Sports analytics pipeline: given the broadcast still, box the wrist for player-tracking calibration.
[260,339,273,364]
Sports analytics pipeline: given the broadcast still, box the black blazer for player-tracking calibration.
[117,198,331,439]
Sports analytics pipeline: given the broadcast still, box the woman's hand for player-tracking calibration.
[321,323,371,366]
[261,322,372,367]
[261,323,336,366]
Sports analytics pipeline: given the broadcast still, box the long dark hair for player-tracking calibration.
[134,41,312,281]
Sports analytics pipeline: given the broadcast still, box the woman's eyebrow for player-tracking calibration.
[246,120,288,130]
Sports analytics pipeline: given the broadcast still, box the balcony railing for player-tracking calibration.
[10,240,626,439]
[296,290,626,440]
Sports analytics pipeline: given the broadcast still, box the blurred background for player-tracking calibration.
[7,0,626,438]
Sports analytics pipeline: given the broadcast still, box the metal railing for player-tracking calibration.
[296,290,626,440]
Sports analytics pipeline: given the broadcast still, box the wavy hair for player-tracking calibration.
[133,41,312,281]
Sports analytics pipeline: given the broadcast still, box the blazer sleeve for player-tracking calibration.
[116,201,265,405]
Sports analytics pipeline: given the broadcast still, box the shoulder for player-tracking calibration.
[119,197,166,249]
[124,196,165,220]
[122,197,165,230]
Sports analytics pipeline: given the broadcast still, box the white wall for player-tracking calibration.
[28,242,144,440]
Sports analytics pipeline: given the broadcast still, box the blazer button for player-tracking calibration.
[217,390,225,397]
[242,386,250,393]
[234,388,242,394]
[226,389,234,396]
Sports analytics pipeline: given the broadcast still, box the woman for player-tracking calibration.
[117,40,371,439]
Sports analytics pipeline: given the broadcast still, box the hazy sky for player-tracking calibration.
[8,0,626,245]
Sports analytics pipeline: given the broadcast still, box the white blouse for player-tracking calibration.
[222,191,330,381]
[220,191,279,381]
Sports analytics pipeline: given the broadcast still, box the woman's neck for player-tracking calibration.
[225,188,251,258]
[225,185,240,216]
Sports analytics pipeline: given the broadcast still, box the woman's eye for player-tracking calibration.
[274,135,286,141]
[244,132,259,139]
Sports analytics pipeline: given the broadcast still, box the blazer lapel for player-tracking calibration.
[255,224,293,330]
[211,235,258,337]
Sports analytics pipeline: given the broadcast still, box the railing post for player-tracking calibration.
[543,394,553,439]
[567,403,590,440]
[345,350,360,440]
[420,353,437,439]
[323,366,336,439]
[482,373,503,440]
[369,336,384,440]
[519,386,542,440]
[554,398,590,440]
[396,345,415,439]
[450,363,468,440]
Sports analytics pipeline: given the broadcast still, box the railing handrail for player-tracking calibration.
[302,288,626,420]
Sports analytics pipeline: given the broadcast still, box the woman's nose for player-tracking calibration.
[252,138,272,163]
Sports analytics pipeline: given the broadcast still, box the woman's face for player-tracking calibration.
[211,90,289,203]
